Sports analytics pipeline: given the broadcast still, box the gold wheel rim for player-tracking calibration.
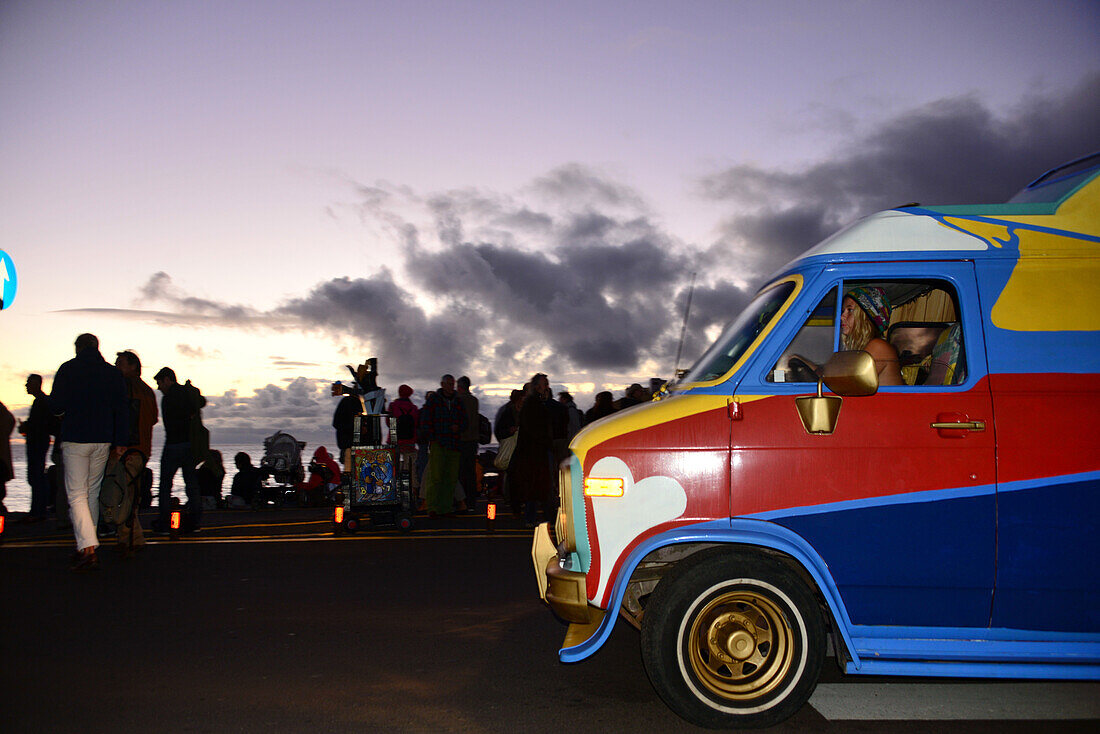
[686,588,795,701]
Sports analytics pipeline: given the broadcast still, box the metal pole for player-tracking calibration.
[673,272,696,377]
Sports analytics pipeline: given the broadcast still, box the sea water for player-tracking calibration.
[3,436,302,513]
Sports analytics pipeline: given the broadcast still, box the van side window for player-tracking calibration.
[876,281,966,386]
[769,280,967,386]
[769,290,836,383]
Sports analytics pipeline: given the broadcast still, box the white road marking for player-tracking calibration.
[810,681,1100,720]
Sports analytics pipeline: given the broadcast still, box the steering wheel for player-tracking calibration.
[786,356,818,383]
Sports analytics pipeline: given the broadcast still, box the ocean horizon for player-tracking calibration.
[3,433,334,514]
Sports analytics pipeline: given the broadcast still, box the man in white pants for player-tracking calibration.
[49,334,128,571]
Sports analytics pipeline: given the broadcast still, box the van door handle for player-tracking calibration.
[931,420,985,431]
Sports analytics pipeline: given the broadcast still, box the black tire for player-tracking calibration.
[640,549,825,729]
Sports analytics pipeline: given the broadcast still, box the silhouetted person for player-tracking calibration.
[512,373,554,528]
[617,383,646,410]
[153,367,205,534]
[197,449,226,508]
[48,333,129,571]
[456,375,480,511]
[558,391,582,442]
[585,391,616,424]
[332,392,361,468]
[421,376,466,516]
[389,384,420,500]
[0,399,14,515]
[294,446,340,506]
[230,452,264,507]
[112,350,159,554]
[495,389,524,518]
[18,374,53,521]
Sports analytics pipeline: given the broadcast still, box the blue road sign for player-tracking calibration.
[0,250,16,310]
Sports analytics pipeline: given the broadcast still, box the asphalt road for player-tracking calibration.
[2,510,1098,733]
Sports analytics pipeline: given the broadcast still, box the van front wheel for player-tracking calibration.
[640,551,824,729]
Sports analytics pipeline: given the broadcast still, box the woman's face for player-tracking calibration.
[840,296,858,336]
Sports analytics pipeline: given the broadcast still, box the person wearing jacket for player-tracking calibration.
[48,333,129,571]
[389,384,420,500]
[111,350,159,554]
[152,367,206,533]
[295,446,341,506]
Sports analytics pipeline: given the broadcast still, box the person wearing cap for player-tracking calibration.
[841,286,903,386]
[389,384,420,501]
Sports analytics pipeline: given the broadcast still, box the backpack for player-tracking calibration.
[100,450,142,527]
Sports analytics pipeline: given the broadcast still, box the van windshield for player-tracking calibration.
[680,280,796,384]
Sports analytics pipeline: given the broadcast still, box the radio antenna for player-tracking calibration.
[673,272,696,379]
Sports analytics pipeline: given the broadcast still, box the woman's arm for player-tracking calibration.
[865,338,904,386]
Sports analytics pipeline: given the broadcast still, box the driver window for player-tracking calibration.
[768,289,836,383]
[769,279,967,386]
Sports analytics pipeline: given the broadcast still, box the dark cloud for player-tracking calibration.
[701,72,1100,277]
[401,194,692,370]
[203,379,334,446]
[681,280,754,353]
[529,163,648,211]
[275,269,484,381]
[140,271,260,322]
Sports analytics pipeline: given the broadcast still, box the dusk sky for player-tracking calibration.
[2,1,1097,444]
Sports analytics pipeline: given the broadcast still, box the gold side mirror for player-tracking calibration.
[795,389,842,435]
[795,351,878,435]
[822,350,878,396]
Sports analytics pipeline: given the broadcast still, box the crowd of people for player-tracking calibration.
[0,333,663,568]
[345,373,661,528]
[1,333,211,571]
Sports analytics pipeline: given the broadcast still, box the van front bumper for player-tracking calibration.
[531,521,595,624]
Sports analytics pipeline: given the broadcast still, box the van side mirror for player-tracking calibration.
[822,350,878,397]
[795,351,878,435]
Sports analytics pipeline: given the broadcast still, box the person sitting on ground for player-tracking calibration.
[229,452,264,508]
[294,446,341,506]
[197,449,226,509]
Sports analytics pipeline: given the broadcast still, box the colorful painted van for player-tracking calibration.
[532,153,1100,728]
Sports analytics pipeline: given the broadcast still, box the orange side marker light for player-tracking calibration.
[583,477,625,497]
[334,506,344,524]
[486,502,496,532]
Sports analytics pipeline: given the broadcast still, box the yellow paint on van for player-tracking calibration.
[945,176,1099,332]
[569,394,734,468]
[990,229,1100,331]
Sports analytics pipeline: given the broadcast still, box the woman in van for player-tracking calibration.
[840,286,904,386]
[790,286,904,386]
